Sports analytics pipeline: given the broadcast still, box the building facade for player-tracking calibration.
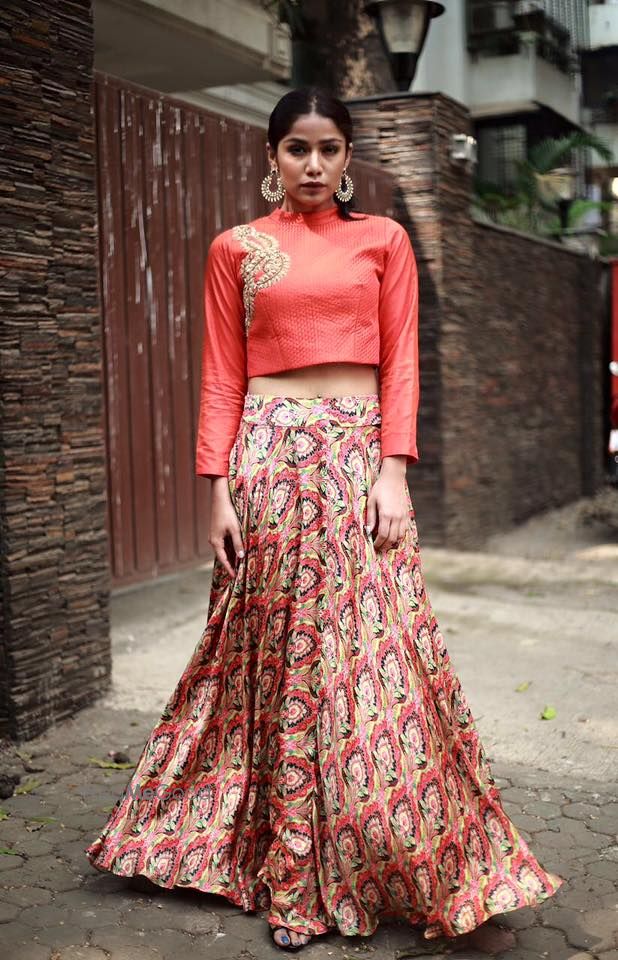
[94,0,291,127]
[414,0,616,223]
[582,1,618,233]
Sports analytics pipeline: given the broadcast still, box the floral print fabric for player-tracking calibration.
[85,393,564,940]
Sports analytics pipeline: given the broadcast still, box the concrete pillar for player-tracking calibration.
[0,1,111,739]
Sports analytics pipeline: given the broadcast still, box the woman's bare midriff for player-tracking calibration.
[247,362,379,398]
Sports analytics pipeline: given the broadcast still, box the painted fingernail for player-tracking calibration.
[281,935,290,944]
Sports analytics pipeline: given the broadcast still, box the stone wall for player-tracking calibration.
[347,92,606,548]
[347,93,468,543]
[0,2,111,739]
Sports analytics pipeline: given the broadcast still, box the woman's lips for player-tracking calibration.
[300,183,326,190]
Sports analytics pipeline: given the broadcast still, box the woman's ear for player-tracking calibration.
[266,142,276,166]
[346,141,353,169]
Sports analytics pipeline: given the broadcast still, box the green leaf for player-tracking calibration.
[14,779,41,795]
[515,680,531,692]
[0,807,9,821]
[0,847,22,856]
[540,705,557,720]
[88,756,134,769]
[27,816,57,825]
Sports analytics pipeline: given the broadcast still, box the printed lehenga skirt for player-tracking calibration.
[84,392,564,940]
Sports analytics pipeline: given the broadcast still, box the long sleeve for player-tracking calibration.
[195,231,248,479]
[377,220,420,465]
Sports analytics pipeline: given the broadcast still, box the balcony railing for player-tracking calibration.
[467,0,577,74]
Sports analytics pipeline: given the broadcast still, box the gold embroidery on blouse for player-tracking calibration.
[232,224,291,334]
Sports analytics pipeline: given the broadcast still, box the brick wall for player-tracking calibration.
[0,2,111,739]
[450,221,605,542]
[347,92,606,548]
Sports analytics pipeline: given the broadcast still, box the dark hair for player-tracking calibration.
[267,86,367,222]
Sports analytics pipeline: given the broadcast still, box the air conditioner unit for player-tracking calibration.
[515,1,544,15]
[470,1,514,33]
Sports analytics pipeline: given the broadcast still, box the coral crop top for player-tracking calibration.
[195,203,419,478]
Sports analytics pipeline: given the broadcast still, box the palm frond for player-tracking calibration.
[528,131,614,172]
[567,198,613,228]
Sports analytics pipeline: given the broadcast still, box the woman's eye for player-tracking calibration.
[287,145,340,156]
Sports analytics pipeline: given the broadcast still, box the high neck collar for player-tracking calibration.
[268,204,341,225]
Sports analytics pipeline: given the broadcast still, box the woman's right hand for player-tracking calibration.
[209,477,245,578]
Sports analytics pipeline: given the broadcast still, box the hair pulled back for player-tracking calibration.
[267,86,366,221]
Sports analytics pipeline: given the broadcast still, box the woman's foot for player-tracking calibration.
[270,924,312,950]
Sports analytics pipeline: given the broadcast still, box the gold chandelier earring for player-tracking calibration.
[261,166,285,202]
[335,167,354,202]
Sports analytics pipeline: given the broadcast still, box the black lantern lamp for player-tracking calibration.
[364,0,445,92]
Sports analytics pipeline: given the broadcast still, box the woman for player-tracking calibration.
[84,87,564,954]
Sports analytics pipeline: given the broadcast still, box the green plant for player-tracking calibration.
[600,233,618,256]
[566,197,614,228]
[473,131,615,239]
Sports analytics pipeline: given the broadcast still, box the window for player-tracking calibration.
[477,124,527,189]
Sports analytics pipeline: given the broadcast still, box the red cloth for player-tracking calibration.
[86,392,565,936]
[195,204,420,478]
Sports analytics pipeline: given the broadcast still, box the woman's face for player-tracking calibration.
[267,111,352,213]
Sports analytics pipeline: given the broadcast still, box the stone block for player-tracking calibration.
[516,924,570,953]
[1,885,55,908]
[90,926,153,952]
[184,933,246,960]
[107,950,162,960]
[5,946,52,960]
[57,949,109,960]
[35,926,90,950]
[0,899,22,921]
[563,802,603,821]
[522,800,563,820]
[222,911,262,941]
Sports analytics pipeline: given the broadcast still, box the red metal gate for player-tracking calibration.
[94,72,395,588]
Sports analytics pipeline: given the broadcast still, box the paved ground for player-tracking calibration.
[1,493,617,960]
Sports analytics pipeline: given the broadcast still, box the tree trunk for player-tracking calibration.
[291,0,393,98]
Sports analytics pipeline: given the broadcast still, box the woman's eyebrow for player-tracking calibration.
[282,136,344,144]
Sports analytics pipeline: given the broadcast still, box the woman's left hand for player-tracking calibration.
[365,458,409,551]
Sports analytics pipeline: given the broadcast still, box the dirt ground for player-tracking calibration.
[484,487,618,561]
